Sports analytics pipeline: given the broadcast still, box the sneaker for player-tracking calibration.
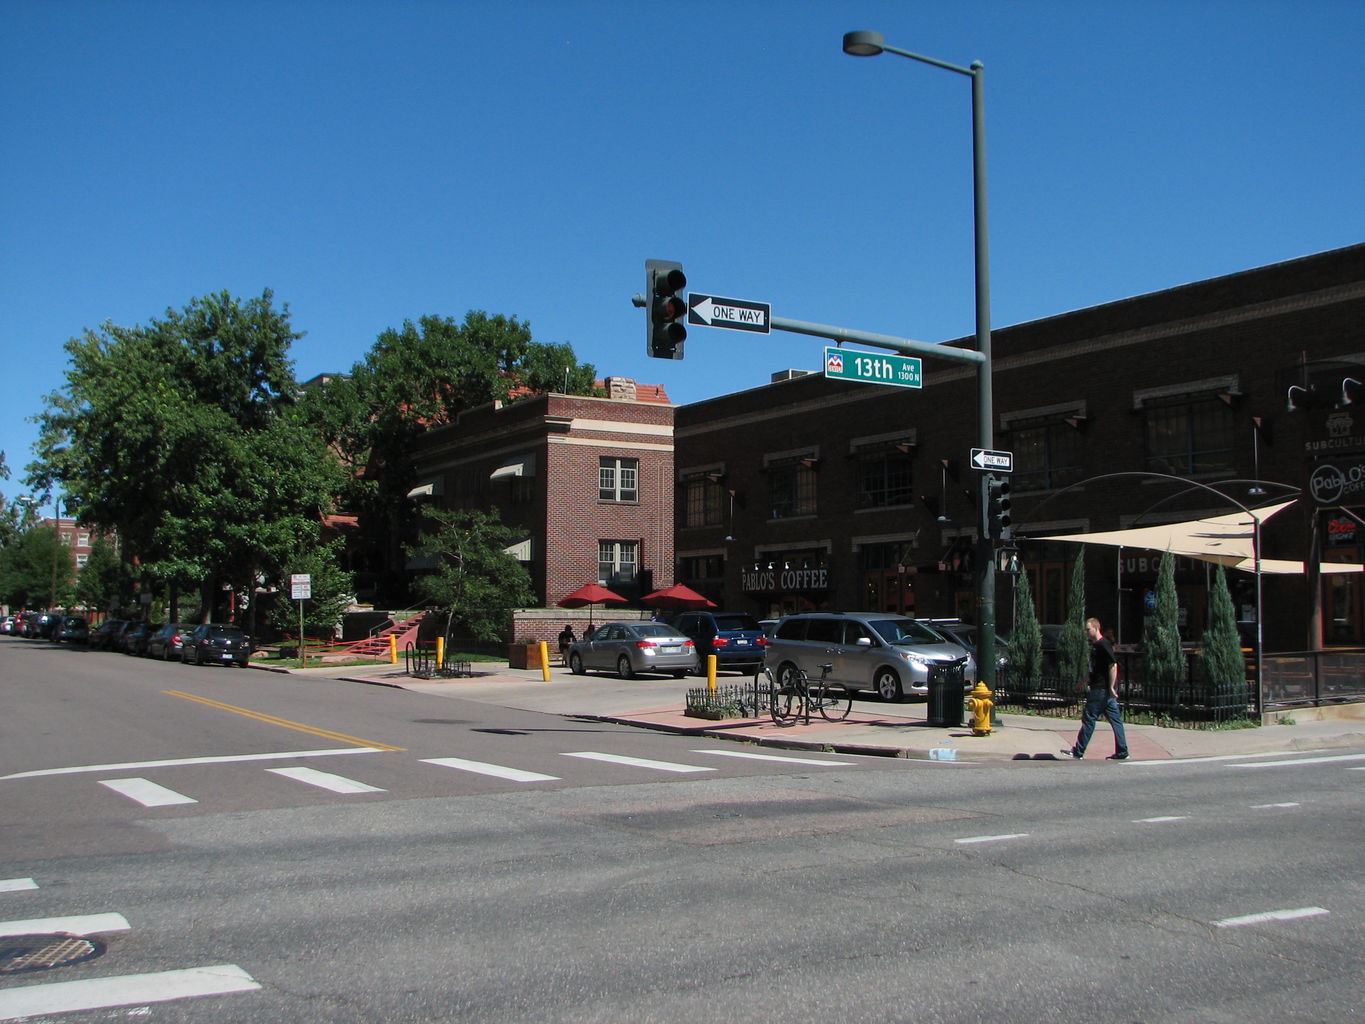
[1059,748,1081,759]
[1106,753,1129,761]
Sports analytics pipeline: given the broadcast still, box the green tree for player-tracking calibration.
[1008,571,1043,695]
[1199,563,1247,718]
[1056,548,1088,694]
[406,507,535,647]
[270,537,356,642]
[29,290,346,623]
[298,311,597,604]
[0,524,74,609]
[1143,549,1186,707]
[73,536,131,614]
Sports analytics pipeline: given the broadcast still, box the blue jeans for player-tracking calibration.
[1073,686,1128,757]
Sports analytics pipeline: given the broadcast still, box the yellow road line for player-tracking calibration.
[163,691,406,751]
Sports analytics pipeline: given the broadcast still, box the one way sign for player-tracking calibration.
[687,294,771,334]
[970,448,1014,472]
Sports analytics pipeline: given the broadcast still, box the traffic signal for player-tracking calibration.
[986,475,1012,539]
[645,259,687,359]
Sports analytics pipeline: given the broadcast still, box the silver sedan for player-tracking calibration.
[567,621,698,679]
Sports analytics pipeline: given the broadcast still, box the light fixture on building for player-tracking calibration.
[1339,377,1363,408]
[1248,417,1268,498]
[1286,384,1312,412]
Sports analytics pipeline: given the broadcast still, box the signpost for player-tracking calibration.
[687,294,771,333]
[823,346,922,389]
[970,447,1013,472]
[290,574,311,668]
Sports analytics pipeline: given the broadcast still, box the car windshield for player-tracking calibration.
[868,619,947,645]
[209,626,245,638]
[633,624,682,639]
[713,614,760,631]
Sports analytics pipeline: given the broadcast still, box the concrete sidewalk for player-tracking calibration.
[269,659,1365,763]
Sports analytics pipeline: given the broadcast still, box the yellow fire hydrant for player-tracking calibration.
[967,681,994,736]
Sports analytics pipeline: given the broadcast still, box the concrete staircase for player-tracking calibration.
[345,613,426,659]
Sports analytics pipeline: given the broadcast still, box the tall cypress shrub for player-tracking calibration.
[1143,549,1185,708]
[1200,564,1249,720]
[1056,548,1088,697]
[1009,571,1043,698]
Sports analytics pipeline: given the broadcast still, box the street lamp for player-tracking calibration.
[843,30,999,687]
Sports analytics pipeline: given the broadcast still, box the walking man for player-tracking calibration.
[1061,617,1130,760]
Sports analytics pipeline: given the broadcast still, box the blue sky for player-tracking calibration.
[2,0,1362,500]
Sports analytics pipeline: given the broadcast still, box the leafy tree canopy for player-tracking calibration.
[0,524,74,609]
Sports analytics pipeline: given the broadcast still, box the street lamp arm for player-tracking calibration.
[842,30,978,77]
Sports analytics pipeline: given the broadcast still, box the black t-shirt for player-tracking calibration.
[1087,636,1117,688]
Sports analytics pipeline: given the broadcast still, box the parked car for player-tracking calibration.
[55,615,89,644]
[763,611,975,701]
[122,621,159,656]
[108,620,143,653]
[87,619,129,651]
[0,614,17,635]
[671,611,767,674]
[146,622,195,661]
[180,623,253,667]
[567,621,697,679]
[22,611,62,639]
[925,619,1008,673]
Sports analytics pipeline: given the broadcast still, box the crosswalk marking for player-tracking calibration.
[690,749,857,766]
[956,833,1030,845]
[0,878,37,893]
[1122,750,1326,767]
[422,757,560,783]
[265,766,385,794]
[1213,906,1329,928]
[561,751,715,773]
[0,963,259,1020]
[99,778,198,807]
[2,746,384,780]
[0,913,130,938]
[1229,752,1365,769]
[1134,816,1189,823]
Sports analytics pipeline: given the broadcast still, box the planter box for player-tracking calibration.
[508,643,545,670]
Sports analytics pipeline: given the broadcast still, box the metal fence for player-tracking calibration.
[995,647,1365,720]
[404,644,473,680]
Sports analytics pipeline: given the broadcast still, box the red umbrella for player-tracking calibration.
[556,583,628,630]
[641,583,717,611]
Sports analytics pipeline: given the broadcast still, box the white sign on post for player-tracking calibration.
[290,573,312,600]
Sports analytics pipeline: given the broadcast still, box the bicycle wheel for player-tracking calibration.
[767,670,802,727]
[813,683,852,722]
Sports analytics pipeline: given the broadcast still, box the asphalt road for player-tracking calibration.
[2,637,1362,1022]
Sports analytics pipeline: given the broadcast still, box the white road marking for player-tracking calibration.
[422,757,560,783]
[690,749,857,766]
[1213,906,1329,928]
[2,747,384,780]
[1134,816,1190,823]
[955,833,1030,845]
[1122,750,1327,767]
[562,752,716,773]
[265,766,385,794]
[99,778,198,807]
[1251,802,1301,809]
[0,913,130,938]
[0,878,37,893]
[1230,752,1365,769]
[0,964,259,1020]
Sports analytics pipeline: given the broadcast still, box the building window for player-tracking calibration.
[769,463,816,519]
[856,452,913,508]
[1012,422,1084,492]
[683,476,725,527]
[1144,396,1234,476]
[599,457,639,502]
[680,554,724,582]
[598,540,639,585]
[76,554,89,569]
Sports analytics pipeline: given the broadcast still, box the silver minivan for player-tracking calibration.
[763,612,974,700]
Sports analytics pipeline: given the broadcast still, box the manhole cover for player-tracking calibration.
[0,934,106,974]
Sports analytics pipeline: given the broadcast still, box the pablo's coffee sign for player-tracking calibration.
[741,567,830,594]
[1309,458,1365,507]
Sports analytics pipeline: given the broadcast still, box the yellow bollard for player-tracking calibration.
[707,654,717,693]
[967,681,994,736]
[389,633,397,665]
[539,641,551,682]
[436,635,445,671]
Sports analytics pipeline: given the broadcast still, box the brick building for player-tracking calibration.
[410,377,675,610]
[673,244,1365,652]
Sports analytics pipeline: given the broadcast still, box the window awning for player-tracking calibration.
[504,537,533,561]
[490,454,537,480]
[406,479,443,499]
[1032,499,1365,574]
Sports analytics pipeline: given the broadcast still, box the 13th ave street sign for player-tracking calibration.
[823,346,923,389]
[970,448,1014,472]
[687,294,771,333]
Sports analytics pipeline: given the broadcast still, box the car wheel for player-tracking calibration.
[778,662,803,690]
[617,655,635,680]
[671,671,687,679]
[569,653,585,675]
[235,658,247,668]
[875,668,903,701]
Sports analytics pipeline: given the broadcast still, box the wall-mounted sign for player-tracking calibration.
[740,567,830,594]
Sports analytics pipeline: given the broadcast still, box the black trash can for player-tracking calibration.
[927,661,966,727]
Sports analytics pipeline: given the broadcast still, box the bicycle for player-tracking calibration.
[766,662,852,726]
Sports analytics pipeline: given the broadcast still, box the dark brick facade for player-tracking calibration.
[675,244,1365,651]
